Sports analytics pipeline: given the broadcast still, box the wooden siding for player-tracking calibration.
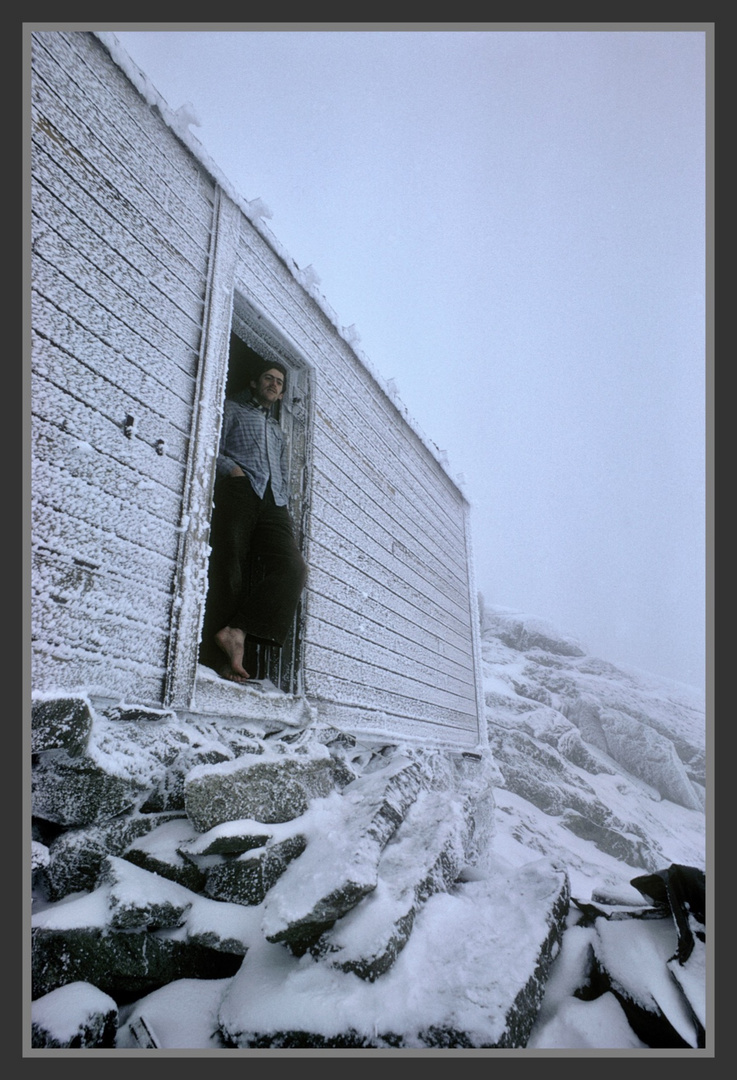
[29,30,484,749]
[31,31,216,700]
[231,231,481,747]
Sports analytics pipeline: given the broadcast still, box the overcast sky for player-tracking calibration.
[112,25,708,691]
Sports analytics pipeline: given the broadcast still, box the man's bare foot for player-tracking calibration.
[214,626,250,682]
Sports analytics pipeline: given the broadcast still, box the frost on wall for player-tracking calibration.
[92,31,466,493]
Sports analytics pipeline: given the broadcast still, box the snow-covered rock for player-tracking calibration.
[31,695,94,757]
[32,981,118,1049]
[29,604,706,1049]
[217,859,571,1049]
[183,744,354,831]
[203,834,308,907]
[261,758,424,952]
[481,604,705,811]
[312,787,471,980]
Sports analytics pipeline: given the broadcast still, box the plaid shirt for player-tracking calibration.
[216,391,289,505]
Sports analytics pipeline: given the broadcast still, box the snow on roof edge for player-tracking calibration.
[93,31,467,501]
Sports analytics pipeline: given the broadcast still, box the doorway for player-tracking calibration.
[198,323,311,695]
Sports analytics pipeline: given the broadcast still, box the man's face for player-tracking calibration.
[251,368,285,408]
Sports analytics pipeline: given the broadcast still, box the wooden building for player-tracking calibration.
[29,30,486,751]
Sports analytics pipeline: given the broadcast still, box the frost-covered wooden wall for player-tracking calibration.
[31,30,217,704]
[30,30,485,750]
[232,234,484,747]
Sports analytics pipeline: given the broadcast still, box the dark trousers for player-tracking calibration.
[200,477,307,669]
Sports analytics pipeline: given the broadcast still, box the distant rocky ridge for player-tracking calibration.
[480,603,705,817]
[29,605,706,1050]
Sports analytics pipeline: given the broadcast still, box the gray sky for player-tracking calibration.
[113,26,708,690]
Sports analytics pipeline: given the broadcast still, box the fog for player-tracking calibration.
[113,25,708,691]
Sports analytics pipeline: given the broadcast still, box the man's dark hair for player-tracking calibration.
[251,358,288,393]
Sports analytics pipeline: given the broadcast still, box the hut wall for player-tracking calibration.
[30,30,485,749]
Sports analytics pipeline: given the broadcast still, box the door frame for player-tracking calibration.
[164,189,314,707]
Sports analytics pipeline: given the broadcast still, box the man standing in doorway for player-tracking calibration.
[201,360,307,682]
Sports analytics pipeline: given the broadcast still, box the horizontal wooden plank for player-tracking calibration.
[32,153,206,345]
[32,497,177,596]
[31,602,171,689]
[306,587,473,685]
[304,541,473,663]
[32,332,190,464]
[32,217,202,373]
[32,424,184,562]
[312,425,469,595]
[52,32,213,205]
[306,593,475,704]
[311,700,479,749]
[304,561,473,672]
[30,624,167,686]
[31,638,166,705]
[32,369,188,498]
[31,257,199,410]
[311,475,472,630]
[313,389,464,550]
[302,633,475,717]
[32,36,214,255]
[29,90,212,279]
[307,513,474,647]
[32,545,174,640]
[32,121,210,301]
[31,288,195,432]
[302,663,477,733]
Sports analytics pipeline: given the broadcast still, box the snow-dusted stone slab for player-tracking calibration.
[101,855,197,931]
[312,787,471,980]
[116,978,235,1051]
[667,942,706,1042]
[555,725,616,775]
[572,898,667,922]
[487,726,604,817]
[589,916,703,1048]
[135,724,266,814]
[123,817,208,892]
[486,726,662,870]
[31,695,93,757]
[31,858,263,999]
[137,745,235,814]
[32,752,150,828]
[32,839,50,893]
[31,981,118,1048]
[485,610,586,657]
[31,703,269,826]
[560,811,652,870]
[32,713,196,826]
[100,705,179,724]
[217,859,570,1048]
[179,817,314,904]
[448,750,499,871]
[184,744,354,831]
[31,924,243,1002]
[40,811,187,901]
[178,818,277,856]
[204,836,308,907]
[34,855,263,953]
[261,758,424,953]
